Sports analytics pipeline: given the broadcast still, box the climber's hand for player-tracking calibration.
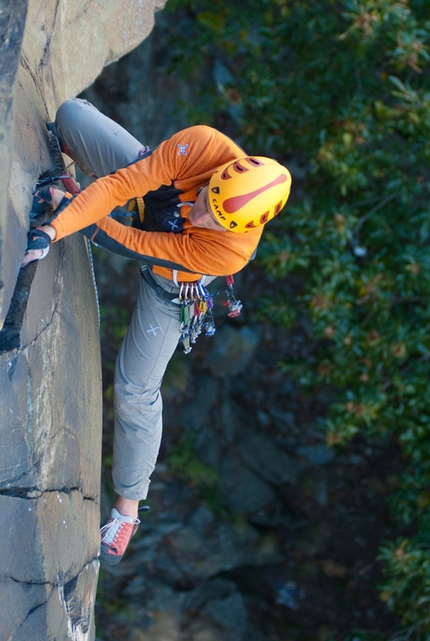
[21,225,56,268]
[21,248,44,267]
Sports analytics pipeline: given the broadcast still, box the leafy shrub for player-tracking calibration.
[166,0,430,636]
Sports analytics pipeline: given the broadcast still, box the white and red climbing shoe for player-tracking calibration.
[99,508,140,566]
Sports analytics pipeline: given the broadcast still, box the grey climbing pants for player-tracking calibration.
[55,98,182,500]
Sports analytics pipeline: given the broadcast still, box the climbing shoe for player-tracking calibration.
[47,121,72,157]
[99,508,141,566]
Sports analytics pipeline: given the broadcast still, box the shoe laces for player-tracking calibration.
[100,511,140,546]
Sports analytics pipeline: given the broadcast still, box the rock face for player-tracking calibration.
[0,1,165,639]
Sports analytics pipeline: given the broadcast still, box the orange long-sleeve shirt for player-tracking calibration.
[51,125,263,281]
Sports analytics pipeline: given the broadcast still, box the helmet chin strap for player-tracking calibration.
[196,183,210,195]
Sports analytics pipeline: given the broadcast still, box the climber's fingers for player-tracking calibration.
[21,226,52,268]
[21,248,44,268]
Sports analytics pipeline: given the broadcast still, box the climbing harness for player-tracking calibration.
[178,275,242,354]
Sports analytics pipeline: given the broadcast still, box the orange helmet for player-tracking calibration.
[208,156,292,233]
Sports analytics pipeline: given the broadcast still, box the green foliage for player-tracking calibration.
[379,540,430,640]
[99,303,129,345]
[165,0,430,635]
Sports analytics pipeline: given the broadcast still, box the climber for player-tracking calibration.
[23,98,292,566]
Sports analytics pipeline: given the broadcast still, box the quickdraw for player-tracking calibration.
[179,275,242,354]
[224,274,243,318]
[179,281,215,354]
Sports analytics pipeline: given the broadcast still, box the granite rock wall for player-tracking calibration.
[0,1,165,639]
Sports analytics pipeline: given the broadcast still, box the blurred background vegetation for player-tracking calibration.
[167,0,430,640]
[164,0,430,637]
[89,1,430,639]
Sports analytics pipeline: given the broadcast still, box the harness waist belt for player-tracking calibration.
[140,268,180,303]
